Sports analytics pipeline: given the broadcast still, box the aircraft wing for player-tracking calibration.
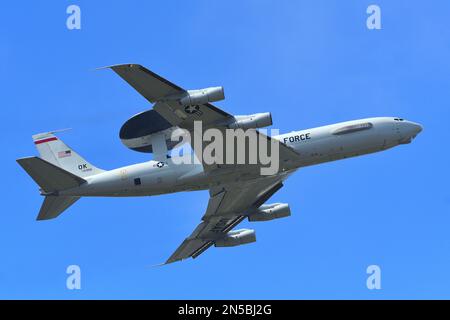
[104,63,233,129]
[100,63,183,103]
[164,174,290,264]
[105,64,302,171]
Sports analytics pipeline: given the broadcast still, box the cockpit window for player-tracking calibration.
[332,122,373,135]
[394,118,404,121]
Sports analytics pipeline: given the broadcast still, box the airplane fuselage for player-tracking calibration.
[59,117,422,198]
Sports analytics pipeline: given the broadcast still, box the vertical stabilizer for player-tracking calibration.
[32,131,104,178]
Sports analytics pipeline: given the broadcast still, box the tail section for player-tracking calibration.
[17,156,86,220]
[18,131,101,220]
[32,131,104,178]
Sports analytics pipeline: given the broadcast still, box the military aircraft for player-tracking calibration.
[17,64,422,264]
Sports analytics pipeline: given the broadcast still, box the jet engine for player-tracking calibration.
[228,112,273,130]
[214,229,256,247]
[176,87,225,106]
[248,203,291,222]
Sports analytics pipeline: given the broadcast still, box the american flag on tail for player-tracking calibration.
[58,150,72,158]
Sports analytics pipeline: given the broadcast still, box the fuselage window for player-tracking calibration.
[332,122,373,135]
[134,178,141,186]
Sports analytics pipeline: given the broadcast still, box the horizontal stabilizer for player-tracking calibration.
[37,196,80,220]
[16,156,86,193]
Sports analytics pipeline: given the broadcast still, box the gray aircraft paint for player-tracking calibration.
[57,117,421,198]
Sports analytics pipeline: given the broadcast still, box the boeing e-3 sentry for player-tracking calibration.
[17,64,422,264]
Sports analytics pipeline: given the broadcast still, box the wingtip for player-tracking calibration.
[94,63,142,71]
[149,261,172,268]
[93,65,112,71]
[150,263,165,268]
[148,256,185,267]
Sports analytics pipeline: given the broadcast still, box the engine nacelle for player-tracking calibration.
[214,229,256,247]
[248,203,291,222]
[228,112,273,130]
[178,86,225,106]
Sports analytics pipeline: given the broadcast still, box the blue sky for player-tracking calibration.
[1,1,449,299]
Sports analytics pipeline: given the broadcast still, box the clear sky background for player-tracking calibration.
[1,1,449,299]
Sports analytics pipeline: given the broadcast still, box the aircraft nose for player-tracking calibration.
[395,119,423,144]
[408,121,423,135]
